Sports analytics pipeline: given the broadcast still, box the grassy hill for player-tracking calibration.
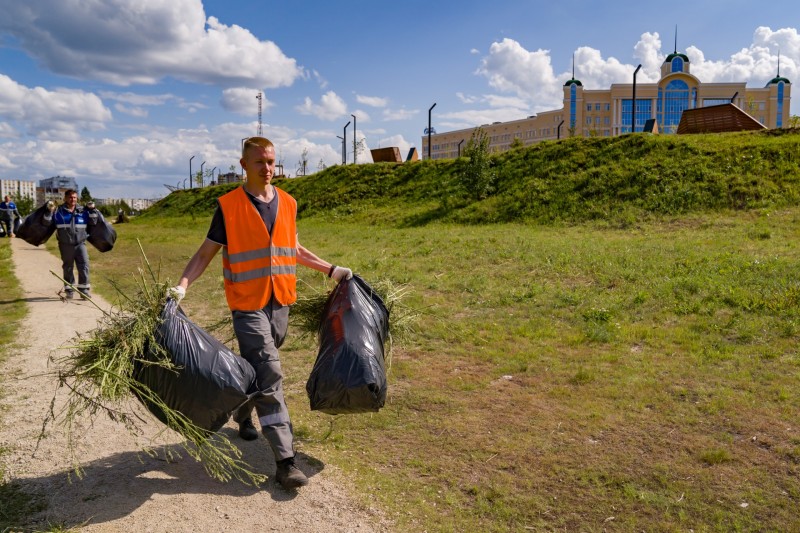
[143,128,800,226]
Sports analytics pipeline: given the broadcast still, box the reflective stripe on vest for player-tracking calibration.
[218,186,298,311]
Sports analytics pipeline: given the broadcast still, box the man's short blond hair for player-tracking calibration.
[242,136,275,158]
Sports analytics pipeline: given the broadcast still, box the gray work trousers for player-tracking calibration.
[231,300,294,461]
[58,240,90,292]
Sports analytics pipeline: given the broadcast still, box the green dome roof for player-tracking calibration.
[564,78,583,87]
[665,52,689,63]
[766,76,791,86]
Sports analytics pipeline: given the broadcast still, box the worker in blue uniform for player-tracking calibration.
[53,189,92,299]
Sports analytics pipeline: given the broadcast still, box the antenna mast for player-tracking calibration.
[256,92,263,136]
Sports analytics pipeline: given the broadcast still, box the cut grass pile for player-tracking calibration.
[43,243,266,485]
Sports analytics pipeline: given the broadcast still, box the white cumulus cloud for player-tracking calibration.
[296,91,347,121]
[0,0,302,88]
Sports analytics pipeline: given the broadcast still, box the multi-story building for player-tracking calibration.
[37,175,79,204]
[0,179,37,201]
[424,47,792,159]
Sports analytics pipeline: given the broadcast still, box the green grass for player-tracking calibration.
[0,240,47,530]
[79,204,800,532]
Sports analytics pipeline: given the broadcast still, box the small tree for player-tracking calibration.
[16,194,34,216]
[80,186,92,203]
[459,127,496,200]
[510,137,524,150]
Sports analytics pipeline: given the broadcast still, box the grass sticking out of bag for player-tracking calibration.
[43,241,266,486]
[292,276,418,367]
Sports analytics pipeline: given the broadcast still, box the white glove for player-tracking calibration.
[168,285,186,302]
[330,266,353,283]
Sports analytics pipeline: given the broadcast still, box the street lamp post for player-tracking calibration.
[336,135,345,164]
[351,114,357,164]
[428,103,437,161]
[211,167,216,185]
[457,139,464,157]
[343,121,351,164]
[183,178,188,189]
[200,161,205,188]
[632,64,642,133]
[557,119,564,140]
[189,155,195,189]
[241,138,248,178]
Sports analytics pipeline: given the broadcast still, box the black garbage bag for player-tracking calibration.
[306,275,389,414]
[86,210,117,252]
[135,299,256,433]
[16,203,56,246]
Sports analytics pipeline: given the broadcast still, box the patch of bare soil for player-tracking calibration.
[1,238,390,532]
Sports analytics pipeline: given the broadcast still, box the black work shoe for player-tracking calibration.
[65,291,74,300]
[275,456,308,489]
[238,418,259,441]
[80,291,90,300]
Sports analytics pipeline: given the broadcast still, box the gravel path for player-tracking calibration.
[1,237,390,532]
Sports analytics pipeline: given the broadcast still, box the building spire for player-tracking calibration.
[572,53,575,79]
[674,25,678,54]
[778,49,781,76]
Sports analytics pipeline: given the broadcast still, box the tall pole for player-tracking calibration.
[336,135,345,165]
[189,155,195,189]
[241,138,248,179]
[632,64,642,133]
[199,161,205,188]
[557,119,564,140]
[428,103,437,161]
[343,121,351,164]
[457,139,464,157]
[351,114,357,164]
[211,167,216,185]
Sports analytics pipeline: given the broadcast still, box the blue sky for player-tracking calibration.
[0,0,797,199]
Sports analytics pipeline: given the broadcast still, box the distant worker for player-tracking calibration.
[0,195,20,237]
[53,189,92,299]
[170,136,353,490]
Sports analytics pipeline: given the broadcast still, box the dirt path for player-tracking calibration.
[2,238,390,532]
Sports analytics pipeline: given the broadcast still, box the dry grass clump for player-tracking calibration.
[43,242,265,485]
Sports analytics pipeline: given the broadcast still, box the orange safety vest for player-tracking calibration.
[218,186,298,311]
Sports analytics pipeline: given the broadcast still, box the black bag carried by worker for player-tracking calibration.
[306,275,389,414]
[13,217,21,235]
[86,209,117,252]
[134,298,256,433]
[16,203,56,246]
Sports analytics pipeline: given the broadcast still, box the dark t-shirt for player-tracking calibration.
[206,187,278,245]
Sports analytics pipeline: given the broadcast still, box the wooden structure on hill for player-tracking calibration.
[370,147,403,163]
[677,103,766,134]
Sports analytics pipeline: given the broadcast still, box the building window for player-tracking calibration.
[595,103,601,111]
[703,98,731,107]
[586,103,592,111]
[570,84,577,129]
[605,103,610,111]
[621,99,653,133]
[671,56,684,73]
[777,81,785,128]
[657,79,689,134]
[586,117,592,125]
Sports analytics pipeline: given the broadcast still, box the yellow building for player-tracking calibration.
[424,48,791,159]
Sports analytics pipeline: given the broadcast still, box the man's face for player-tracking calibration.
[241,145,276,183]
[65,193,78,208]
